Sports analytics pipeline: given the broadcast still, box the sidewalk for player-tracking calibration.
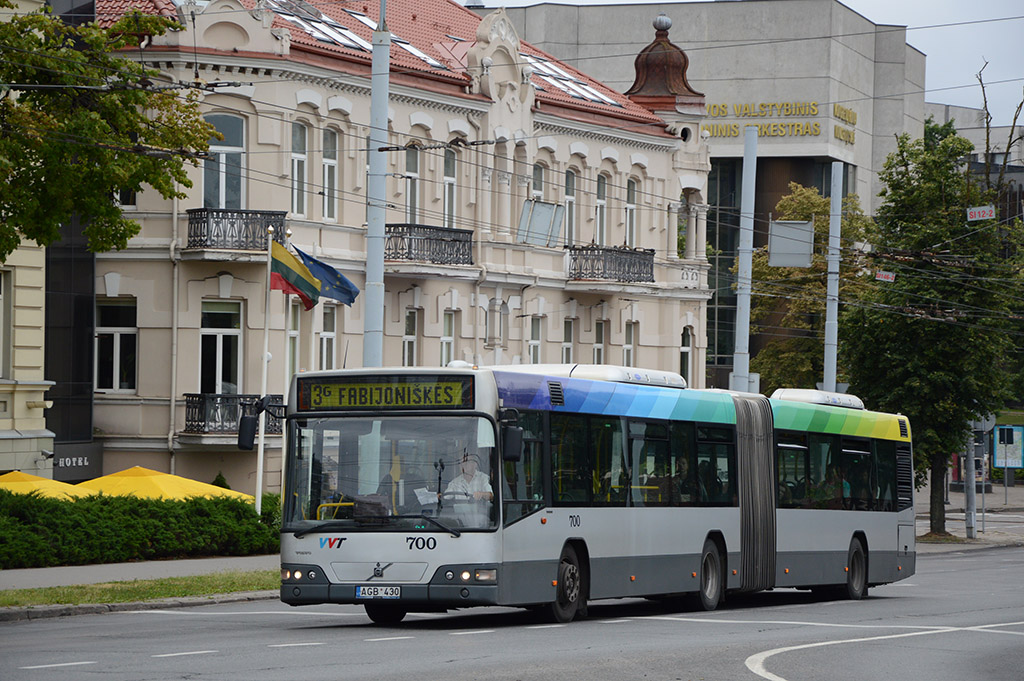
[915,474,1024,553]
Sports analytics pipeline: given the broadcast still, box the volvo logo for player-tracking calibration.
[369,562,393,580]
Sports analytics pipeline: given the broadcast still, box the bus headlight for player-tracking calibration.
[474,569,497,582]
[460,570,472,582]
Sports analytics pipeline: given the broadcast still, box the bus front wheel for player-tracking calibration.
[365,602,407,625]
[845,538,868,600]
[548,545,583,623]
[697,538,723,611]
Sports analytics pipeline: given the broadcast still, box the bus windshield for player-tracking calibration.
[284,415,498,532]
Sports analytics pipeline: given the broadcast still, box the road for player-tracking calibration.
[3,547,1023,681]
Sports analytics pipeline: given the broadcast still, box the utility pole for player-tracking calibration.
[731,125,757,393]
[363,0,390,368]
[823,161,842,392]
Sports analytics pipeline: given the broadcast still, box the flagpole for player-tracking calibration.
[255,226,274,515]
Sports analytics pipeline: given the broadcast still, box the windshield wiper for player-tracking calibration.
[392,514,461,538]
[293,521,353,538]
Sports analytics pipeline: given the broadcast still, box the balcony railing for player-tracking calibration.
[567,244,655,282]
[185,209,287,250]
[385,223,473,265]
[183,393,283,435]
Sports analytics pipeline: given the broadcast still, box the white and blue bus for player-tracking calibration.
[248,364,915,624]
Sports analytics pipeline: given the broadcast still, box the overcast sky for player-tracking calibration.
[477,0,1024,126]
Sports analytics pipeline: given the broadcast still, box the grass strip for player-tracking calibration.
[0,570,278,608]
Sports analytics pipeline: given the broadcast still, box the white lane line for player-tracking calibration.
[646,616,947,630]
[268,642,326,648]
[745,629,954,681]
[450,630,495,636]
[364,636,415,642]
[745,619,1024,681]
[599,619,633,623]
[19,661,97,670]
[526,624,566,629]
[151,650,218,658]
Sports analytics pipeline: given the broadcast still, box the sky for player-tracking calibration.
[478,0,1024,126]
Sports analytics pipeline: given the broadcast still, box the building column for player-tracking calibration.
[696,205,708,260]
[684,204,698,259]
[495,171,512,238]
[667,202,680,260]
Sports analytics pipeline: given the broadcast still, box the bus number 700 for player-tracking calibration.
[406,536,437,550]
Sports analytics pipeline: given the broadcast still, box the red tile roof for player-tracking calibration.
[95,0,666,128]
[96,0,178,27]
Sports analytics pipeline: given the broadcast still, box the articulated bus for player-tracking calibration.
[256,364,915,624]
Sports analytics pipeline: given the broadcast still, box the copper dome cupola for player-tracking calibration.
[625,13,704,109]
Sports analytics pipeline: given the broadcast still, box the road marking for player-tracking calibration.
[745,620,1024,681]
[364,636,415,642]
[450,630,495,636]
[151,650,218,658]
[600,619,633,623]
[268,642,326,648]
[19,661,97,670]
[526,624,566,629]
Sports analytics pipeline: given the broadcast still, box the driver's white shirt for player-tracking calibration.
[445,470,492,497]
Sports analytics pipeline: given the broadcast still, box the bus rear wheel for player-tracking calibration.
[697,538,723,611]
[548,545,583,623]
[845,538,868,600]
[365,602,407,625]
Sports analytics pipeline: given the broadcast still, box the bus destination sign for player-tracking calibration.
[298,375,474,411]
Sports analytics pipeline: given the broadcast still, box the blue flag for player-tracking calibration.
[292,247,360,306]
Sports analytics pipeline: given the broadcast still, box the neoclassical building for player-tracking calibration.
[44,0,713,492]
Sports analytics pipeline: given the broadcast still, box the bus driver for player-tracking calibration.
[445,452,493,501]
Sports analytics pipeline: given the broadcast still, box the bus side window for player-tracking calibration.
[670,421,697,507]
[696,425,736,506]
[808,433,841,509]
[551,413,592,505]
[776,431,808,508]
[590,416,626,507]
[874,440,897,512]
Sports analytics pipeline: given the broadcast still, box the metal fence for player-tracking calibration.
[385,223,473,265]
[183,393,283,434]
[567,244,655,282]
[186,209,287,250]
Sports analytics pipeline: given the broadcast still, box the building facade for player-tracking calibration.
[53,0,713,491]
[496,0,927,386]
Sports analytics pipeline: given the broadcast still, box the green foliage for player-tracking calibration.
[211,471,231,490]
[840,123,1024,533]
[748,183,872,395]
[0,4,216,261]
[0,491,281,569]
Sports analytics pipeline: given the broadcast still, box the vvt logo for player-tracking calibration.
[319,537,347,549]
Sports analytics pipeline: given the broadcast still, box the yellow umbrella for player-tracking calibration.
[77,466,254,502]
[0,471,95,499]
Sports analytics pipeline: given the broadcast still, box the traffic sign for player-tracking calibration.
[967,205,996,221]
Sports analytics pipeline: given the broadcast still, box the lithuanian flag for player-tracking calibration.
[271,241,321,310]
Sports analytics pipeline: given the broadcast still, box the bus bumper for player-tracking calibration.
[281,563,500,608]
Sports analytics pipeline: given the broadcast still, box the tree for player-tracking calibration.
[840,121,1023,535]
[0,4,215,261]
[747,183,872,395]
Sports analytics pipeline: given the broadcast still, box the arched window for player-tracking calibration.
[291,122,308,216]
[322,129,339,221]
[564,170,576,246]
[443,148,457,229]
[405,146,420,222]
[532,163,545,200]
[203,114,244,209]
[595,174,607,245]
[625,178,638,247]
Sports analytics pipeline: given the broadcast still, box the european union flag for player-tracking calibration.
[292,247,360,306]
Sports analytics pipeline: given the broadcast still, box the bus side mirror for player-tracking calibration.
[502,425,523,462]
[238,415,257,451]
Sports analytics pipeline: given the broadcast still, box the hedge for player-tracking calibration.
[0,491,281,569]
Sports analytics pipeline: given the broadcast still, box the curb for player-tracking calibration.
[0,589,278,623]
